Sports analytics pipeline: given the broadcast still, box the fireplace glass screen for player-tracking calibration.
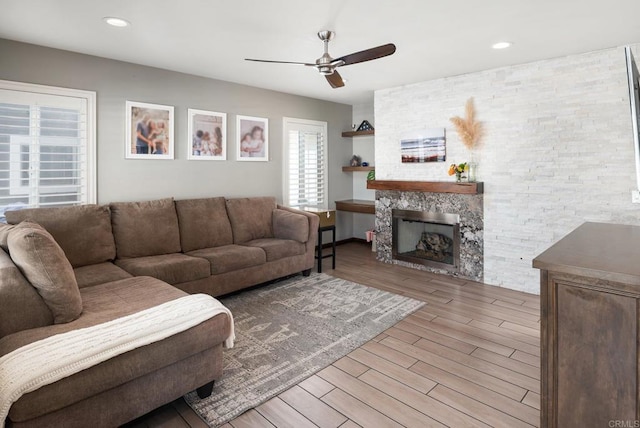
[392,209,460,270]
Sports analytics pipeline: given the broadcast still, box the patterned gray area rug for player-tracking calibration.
[184,272,425,427]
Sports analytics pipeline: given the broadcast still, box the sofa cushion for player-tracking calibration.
[110,198,182,258]
[0,276,231,423]
[0,249,53,338]
[273,209,310,243]
[5,205,116,268]
[73,262,133,289]
[243,238,306,262]
[187,244,266,275]
[175,197,233,252]
[7,222,82,324]
[226,197,276,243]
[115,253,210,285]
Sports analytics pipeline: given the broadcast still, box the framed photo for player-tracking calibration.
[400,128,446,163]
[236,115,268,162]
[125,101,174,159]
[187,109,227,160]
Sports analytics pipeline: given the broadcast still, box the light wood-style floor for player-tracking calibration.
[127,242,541,428]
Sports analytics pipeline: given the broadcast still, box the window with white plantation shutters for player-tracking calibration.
[283,118,328,208]
[0,81,96,220]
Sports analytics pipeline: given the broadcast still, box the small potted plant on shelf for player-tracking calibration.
[448,162,469,183]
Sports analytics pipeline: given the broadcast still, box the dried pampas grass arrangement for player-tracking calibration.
[450,98,483,150]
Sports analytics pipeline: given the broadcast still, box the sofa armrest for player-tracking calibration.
[275,206,319,243]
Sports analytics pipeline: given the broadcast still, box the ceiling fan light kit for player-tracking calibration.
[245,31,396,89]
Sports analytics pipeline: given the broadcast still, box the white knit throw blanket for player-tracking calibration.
[0,293,234,426]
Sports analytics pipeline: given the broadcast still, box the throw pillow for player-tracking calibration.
[8,222,83,324]
[0,222,16,253]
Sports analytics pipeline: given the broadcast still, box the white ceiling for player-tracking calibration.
[1,0,640,105]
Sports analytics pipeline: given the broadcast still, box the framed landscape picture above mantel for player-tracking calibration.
[237,115,269,162]
[400,128,446,163]
[125,101,174,159]
[188,109,227,160]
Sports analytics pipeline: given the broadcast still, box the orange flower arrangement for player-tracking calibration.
[448,162,469,182]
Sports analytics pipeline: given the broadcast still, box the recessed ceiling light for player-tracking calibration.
[103,17,130,27]
[492,41,512,50]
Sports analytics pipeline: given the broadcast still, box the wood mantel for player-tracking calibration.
[366,180,483,194]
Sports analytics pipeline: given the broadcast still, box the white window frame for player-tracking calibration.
[0,79,97,205]
[282,117,328,209]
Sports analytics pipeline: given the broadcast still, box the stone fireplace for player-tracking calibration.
[372,182,483,281]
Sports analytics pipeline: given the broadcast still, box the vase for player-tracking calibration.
[455,172,465,183]
[467,162,477,182]
[468,150,478,182]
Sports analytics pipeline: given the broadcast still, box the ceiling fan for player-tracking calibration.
[245,31,396,89]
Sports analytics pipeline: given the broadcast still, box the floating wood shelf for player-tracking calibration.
[335,199,375,214]
[367,180,483,194]
[342,166,375,172]
[341,130,375,138]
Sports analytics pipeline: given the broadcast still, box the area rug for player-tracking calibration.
[184,272,425,427]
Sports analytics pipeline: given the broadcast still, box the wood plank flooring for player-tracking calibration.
[126,242,541,428]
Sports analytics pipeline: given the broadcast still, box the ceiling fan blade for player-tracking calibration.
[325,70,345,89]
[245,58,316,66]
[334,43,396,67]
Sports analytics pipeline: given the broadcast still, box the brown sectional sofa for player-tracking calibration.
[0,196,318,427]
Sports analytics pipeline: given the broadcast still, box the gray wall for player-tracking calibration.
[0,38,354,239]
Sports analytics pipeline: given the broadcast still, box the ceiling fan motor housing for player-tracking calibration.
[316,53,335,75]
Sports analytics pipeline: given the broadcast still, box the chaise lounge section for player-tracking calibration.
[0,196,317,427]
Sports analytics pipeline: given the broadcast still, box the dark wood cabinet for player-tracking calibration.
[534,222,640,427]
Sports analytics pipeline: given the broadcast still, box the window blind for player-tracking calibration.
[286,120,327,208]
[0,85,94,218]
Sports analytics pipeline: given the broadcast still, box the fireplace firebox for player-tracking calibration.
[392,209,460,271]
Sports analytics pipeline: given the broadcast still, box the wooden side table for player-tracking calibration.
[316,224,336,273]
[301,207,336,273]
